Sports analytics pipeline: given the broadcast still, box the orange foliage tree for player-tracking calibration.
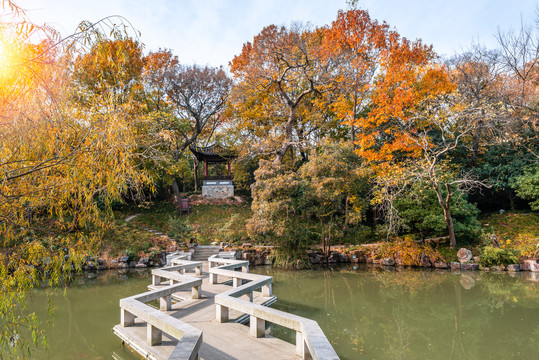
[229,23,336,164]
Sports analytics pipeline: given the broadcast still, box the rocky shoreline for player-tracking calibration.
[305,246,539,274]
[78,245,539,276]
[81,250,168,271]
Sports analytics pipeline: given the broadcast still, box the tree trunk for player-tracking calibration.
[442,205,457,248]
[274,106,296,164]
[172,177,182,204]
[351,92,357,144]
[344,195,349,229]
[508,192,515,211]
[432,181,457,247]
[193,159,199,192]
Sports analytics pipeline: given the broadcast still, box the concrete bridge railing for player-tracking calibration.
[209,255,339,360]
[114,257,204,360]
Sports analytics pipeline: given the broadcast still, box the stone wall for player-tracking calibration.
[202,184,234,198]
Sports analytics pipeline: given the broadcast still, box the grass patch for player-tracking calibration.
[480,211,539,258]
[99,219,175,259]
[114,201,253,245]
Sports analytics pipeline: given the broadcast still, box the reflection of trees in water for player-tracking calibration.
[372,268,448,298]
[451,281,469,360]
[254,266,539,360]
[381,307,411,360]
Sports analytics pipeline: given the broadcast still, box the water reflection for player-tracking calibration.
[253,265,539,360]
[13,266,539,360]
[23,269,152,360]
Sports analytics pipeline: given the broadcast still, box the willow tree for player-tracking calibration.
[0,5,150,356]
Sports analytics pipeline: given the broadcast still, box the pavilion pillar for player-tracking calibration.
[227,160,231,178]
[204,160,208,178]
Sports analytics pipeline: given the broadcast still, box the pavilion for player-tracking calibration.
[189,144,236,198]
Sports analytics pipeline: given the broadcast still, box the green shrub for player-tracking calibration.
[395,182,482,243]
[480,246,519,268]
[436,246,458,263]
[167,216,193,241]
[125,248,137,262]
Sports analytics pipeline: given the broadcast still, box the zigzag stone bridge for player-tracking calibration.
[113,250,339,360]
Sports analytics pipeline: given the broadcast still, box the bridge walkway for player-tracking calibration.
[115,262,301,360]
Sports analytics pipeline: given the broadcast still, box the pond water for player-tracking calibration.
[19,270,149,360]
[11,266,539,359]
[252,265,539,360]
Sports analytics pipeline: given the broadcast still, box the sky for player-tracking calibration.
[17,0,539,67]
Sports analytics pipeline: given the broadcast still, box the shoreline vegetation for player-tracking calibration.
[49,200,537,276]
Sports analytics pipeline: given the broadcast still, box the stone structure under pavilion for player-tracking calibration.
[190,144,236,199]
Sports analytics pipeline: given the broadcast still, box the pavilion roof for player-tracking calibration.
[189,144,237,163]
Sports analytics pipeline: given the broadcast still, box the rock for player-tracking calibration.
[381,258,395,266]
[366,257,374,264]
[118,256,129,263]
[451,262,461,271]
[254,254,265,266]
[135,263,147,268]
[210,241,218,245]
[461,263,479,271]
[434,261,448,269]
[98,265,107,270]
[339,254,350,263]
[481,267,491,271]
[328,254,338,263]
[492,265,506,271]
[310,254,321,265]
[128,261,136,268]
[521,259,539,272]
[372,259,381,264]
[327,252,340,263]
[460,274,476,289]
[242,243,252,249]
[473,256,480,263]
[507,264,521,272]
[97,258,105,266]
[457,248,473,263]
[118,263,127,269]
[138,257,149,265]
[111,260,118,264]
[220,242,226,248]
[419,254,432,267]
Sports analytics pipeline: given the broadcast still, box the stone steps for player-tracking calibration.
[192,246,221,261]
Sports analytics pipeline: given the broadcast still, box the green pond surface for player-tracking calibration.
[14,266,539,359]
